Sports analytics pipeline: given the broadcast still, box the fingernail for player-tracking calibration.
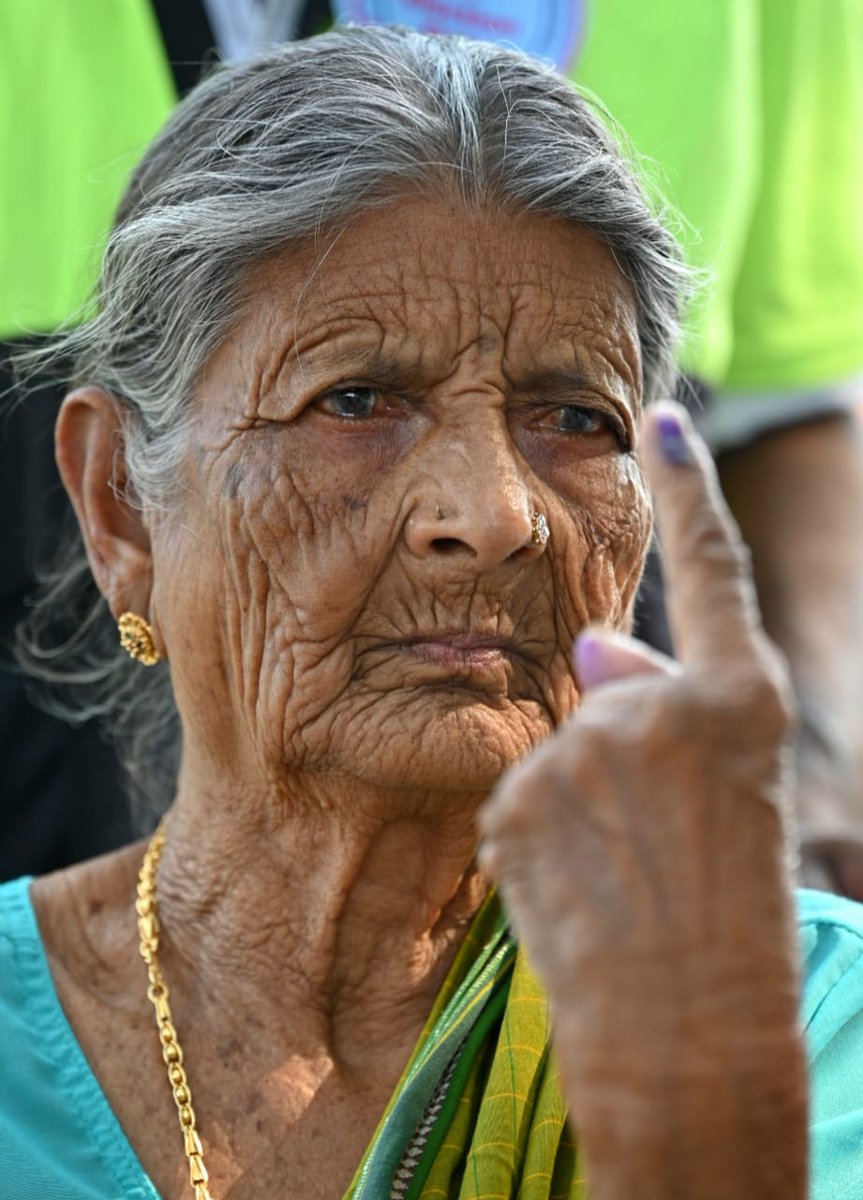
[656,409,694,466]
[573,633,608,690]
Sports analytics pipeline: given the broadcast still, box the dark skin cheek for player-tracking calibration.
[198,448,389,761]
[573,505,651,629]
[611,513,653,613]
[531,487,648,719]
[551,456,651,631]
[550,529,621,653]
[276,416,412,506]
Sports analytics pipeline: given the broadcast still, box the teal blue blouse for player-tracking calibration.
[2,877,863,1198]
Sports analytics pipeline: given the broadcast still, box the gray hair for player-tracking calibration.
[17,24,690,823]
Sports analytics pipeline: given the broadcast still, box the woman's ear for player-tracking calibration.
[55,387,153,618]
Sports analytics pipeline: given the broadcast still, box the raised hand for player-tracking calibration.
[480,401,808,1200]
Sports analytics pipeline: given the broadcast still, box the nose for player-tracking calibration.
[405,422,540,571]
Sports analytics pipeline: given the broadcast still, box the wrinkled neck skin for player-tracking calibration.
[154,750,491,1074]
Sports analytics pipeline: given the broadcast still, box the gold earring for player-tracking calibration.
[530,511,550,547]
[118,612,161,666]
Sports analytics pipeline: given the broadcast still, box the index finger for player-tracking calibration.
[639,400,763,676]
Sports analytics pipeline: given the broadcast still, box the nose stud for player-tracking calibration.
[530,511,550,547]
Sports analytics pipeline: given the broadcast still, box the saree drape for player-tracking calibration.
[346,896,585,1200]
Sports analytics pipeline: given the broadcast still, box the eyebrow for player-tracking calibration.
[507,367,601,397]
[292,346,422,391]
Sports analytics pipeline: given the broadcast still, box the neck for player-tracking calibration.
[153,759,489,1074]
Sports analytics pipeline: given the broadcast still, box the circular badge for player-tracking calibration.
[332,1,586,71]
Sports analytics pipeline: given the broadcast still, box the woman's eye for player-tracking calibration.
[320,387,381,419]
[549,405,607,434]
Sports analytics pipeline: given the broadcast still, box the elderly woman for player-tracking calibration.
[3,25,863,1200]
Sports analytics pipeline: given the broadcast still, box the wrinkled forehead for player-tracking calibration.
[222,196,643,412]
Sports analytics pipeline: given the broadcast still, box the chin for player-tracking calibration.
[329,696,554,795]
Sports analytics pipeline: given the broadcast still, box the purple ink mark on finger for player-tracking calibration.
[656,410,694,466]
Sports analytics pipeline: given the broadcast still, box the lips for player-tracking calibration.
[387,632,516,671]
[399,632,515,652]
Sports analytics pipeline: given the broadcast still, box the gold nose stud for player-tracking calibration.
[530,511,550,547]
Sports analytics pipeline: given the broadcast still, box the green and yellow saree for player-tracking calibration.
[347,897,584,1200]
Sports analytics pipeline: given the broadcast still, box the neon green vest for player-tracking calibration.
[573,0,863,389]
[1,1,175,338]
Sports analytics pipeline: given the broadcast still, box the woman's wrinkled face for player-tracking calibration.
[152,198,651,793]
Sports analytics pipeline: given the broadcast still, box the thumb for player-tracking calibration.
[573,627,679,691]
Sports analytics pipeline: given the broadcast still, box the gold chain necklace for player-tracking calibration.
[137,821,215,1200]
